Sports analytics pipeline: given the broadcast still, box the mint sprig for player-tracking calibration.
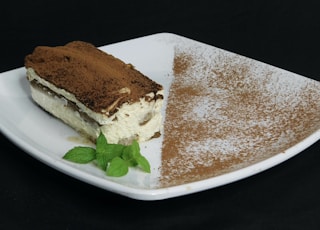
[63,146,96,163]
[62,132,151,177]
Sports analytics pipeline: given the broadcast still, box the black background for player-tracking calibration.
[1,0,320,229]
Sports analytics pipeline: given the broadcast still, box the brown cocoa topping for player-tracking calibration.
[25,41,162,115]
[160,47,320,188]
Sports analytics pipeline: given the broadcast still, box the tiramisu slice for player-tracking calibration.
[25,41,163,144]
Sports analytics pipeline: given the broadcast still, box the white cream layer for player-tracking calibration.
[27,68,164,144]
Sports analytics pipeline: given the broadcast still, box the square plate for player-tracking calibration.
[1,33,320,200]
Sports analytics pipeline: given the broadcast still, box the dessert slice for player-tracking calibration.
[25,41,163,144]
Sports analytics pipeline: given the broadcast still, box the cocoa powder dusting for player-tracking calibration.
[160,44,320,188]
[25,41,162,115]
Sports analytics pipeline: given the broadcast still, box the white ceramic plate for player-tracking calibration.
[1,33,320,200]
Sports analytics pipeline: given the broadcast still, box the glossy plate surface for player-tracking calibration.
[1,33,319,200]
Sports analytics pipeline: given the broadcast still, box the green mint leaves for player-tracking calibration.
[63,146,96,163]
[63,133,151,177]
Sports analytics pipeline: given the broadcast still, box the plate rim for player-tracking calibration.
[1,32,320,200]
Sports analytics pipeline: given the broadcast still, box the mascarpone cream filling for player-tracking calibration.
[27,68,164,144]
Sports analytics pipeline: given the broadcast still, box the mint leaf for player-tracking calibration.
[105,144,125,159]
[63,132,152,177]
[96,151,109,170]
[95,133,109,169]
[96,144,124,170]
[63,146,96,164]
[107,157,129,177]
[136,156,151,173]
[122,147,137,167]
[122,140,141,166]
[96,132,108,154]
[122,145,134,163]
[130,140,141,158]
